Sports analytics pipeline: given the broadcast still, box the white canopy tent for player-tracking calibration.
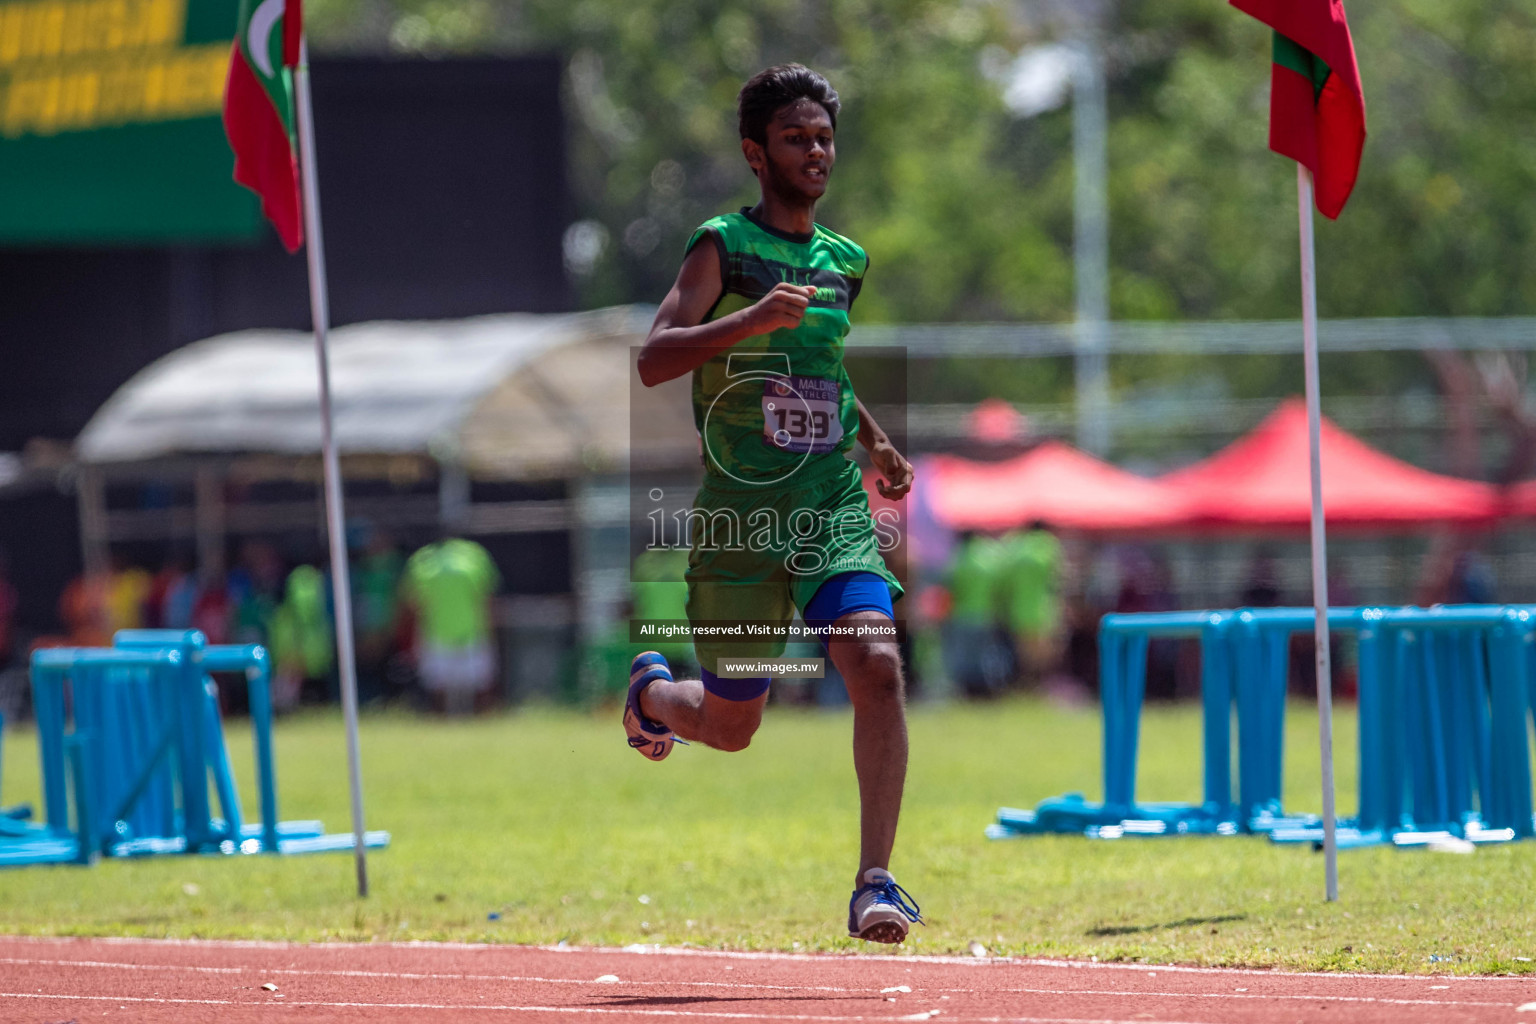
[77,305,685,472]
[73,304,696,585]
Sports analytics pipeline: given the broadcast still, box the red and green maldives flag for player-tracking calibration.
[1231,0,1366,220]
[223,0,304,251]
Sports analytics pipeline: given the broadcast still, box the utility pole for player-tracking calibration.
[1071,31,1111,456]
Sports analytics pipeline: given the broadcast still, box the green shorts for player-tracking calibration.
[684,457,903,675]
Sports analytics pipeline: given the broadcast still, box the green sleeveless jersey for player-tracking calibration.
[686,209,867,487]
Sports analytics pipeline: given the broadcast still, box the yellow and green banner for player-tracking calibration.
[0,0,261,242]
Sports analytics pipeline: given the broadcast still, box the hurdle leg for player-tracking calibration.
[1101,630,1148,814]
[1420,632,1451,828]
[246,659,281,853]
[150,666,178,836]
[1400,631,1447,830]
[31,666,70,834]
[1488,620,1533,836]
[202,675,245,843]
[1119,633,1150,813]
[1199,616,1233,817]
[1455,630,1493,828]
[1436,633,1472,828]
[1528,629,1536,836]
[1234,620,1272,821]
[175,654,215,850]
[1355,622,1386,831]
[1099,630,1126,810]
[1262,628,1288,813]
[67,733,98,865]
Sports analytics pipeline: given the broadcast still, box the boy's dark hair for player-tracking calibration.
[737,63,840,145]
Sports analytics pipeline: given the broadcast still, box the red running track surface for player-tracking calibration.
[1,936,1533,1023]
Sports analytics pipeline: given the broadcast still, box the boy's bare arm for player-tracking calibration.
[857,398,913,500]
[637,241,817,387]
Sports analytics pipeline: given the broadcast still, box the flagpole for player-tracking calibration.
[294,37,370,899]
[1297,165,1339,902]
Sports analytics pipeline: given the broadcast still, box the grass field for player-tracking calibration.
[2,696,1533,974]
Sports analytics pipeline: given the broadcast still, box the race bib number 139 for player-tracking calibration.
[762,375,843,454]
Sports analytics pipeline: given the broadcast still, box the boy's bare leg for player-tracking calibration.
[640,680,767,752]
[825,610,908,886]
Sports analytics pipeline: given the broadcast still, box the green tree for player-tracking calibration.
[305,0,1074,321]
[302,0,1536,420]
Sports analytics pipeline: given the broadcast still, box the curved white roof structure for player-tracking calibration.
[76,305,695,479]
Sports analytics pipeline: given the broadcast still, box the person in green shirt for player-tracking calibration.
[941,531,1012,698]
[268,563,334,710]
[351,525,405,703]
[997,521,1065,689]
[624,64,921,944]
[629,547,694,670]
[401,536,500,714]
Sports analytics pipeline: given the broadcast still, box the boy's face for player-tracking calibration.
[744,97,835,203]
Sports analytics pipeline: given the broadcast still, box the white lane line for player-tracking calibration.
[0,957,859,994]
[8,935,1521,985]
[0,957,1515,1010]
[540,943,1532,983]
[0,994,1217,1024]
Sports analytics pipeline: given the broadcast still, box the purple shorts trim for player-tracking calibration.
[804,572,895,647]
[700,668,772,702]
[698,574,895,700]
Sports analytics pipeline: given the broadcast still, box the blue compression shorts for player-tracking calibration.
[699,571,896,701]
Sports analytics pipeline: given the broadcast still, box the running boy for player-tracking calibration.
[625,64,922,943]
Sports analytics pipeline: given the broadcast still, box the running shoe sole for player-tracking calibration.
[625,651,675,761]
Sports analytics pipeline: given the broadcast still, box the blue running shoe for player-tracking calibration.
[625,651,676,761]
[847,868,923,944]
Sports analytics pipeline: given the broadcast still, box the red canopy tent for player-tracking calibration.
[917,440,1192,533]
[1161,398,1503,531]
[1509,479,1536,520]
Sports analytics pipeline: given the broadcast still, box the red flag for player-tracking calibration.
[222,0,303,251]
[1231,0,1366,219]
[283,0,302,69]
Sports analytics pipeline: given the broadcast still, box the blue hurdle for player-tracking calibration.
[0,708,38,840]
[995,610,1245,837]
[991,604,1536,848]
[1270,605,1536,847]
[0,629,388,867]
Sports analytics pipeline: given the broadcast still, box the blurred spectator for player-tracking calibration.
[350,524,405,703]
[192,572,232,645]
[106,557,152,634]
[1115,546,1180,699]
[629,547,693,673]
[1060,587,1101,700]
[147,552,198,630]
[1238,549,1284,607]
[1448,550,1496,605]
[401,536,501,715]
[269,564,334,710]
[1320,567,1360,701]
[940,531,1011,698]
[1113,547,1172,615]
[997,521,1063,691]
[60,569,111,647]
[229,540,285,646]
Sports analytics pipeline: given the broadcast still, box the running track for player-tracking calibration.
[2,937,1533,1023]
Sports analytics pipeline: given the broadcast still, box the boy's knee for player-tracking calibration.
[709,719,759,752]
[700,696,764,752]
[842,641,904,699]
